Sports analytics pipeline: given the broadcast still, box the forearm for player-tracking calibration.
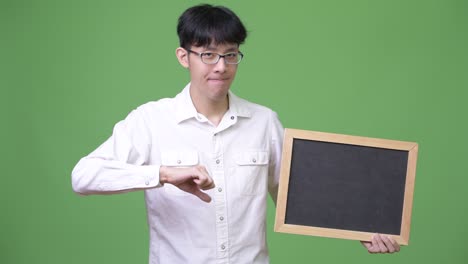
[71,156,161,195]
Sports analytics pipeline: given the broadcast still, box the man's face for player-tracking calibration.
[178,43,240,103]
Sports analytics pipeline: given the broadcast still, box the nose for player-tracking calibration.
[213,57,227,73]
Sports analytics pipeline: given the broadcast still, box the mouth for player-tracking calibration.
[208,78,229,84]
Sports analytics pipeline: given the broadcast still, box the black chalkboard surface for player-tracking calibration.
[274,129,418,245]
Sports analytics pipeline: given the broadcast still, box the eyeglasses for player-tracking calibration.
[187,49,244,65]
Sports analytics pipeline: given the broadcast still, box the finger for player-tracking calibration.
[193,189,212,203]
[201,179,215,190]
[192,166,215,189]
[360,240,373,252]
[367,234,380,253]
[388,236,400,252]
[381,235,396,253]
[376,234,389,253]
[196,175,214,189]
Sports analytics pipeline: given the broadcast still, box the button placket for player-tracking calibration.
[211,133,230,262]
[214,113,237,135]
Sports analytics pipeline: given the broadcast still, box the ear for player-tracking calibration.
[176,47,189,68]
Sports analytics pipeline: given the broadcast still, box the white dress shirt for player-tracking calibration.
[72,83,284,264]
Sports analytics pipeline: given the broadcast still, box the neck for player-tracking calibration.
[189,88,229,127]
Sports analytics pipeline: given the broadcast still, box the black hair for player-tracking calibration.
[177,4,247,49]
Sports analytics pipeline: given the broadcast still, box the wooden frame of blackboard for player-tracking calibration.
[274,128,418,245]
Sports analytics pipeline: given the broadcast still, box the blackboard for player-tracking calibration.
[274,129,418,245]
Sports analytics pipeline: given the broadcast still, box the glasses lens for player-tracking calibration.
[225,53,241,64]
[200,52,243,64]
[201,53,218,64]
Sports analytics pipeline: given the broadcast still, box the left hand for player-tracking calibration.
[361,234,400,254]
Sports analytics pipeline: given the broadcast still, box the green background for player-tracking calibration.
[2,0,467,263]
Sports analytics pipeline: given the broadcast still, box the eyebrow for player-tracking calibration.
[205,46,239,53]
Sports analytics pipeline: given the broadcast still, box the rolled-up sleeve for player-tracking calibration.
[71,107,162,195]
[268,110,284,205]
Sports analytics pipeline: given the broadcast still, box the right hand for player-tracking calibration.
[159,165,215,202]
[360,234,401,254]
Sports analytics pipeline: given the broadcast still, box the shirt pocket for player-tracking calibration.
[161,150,199,196]
[234,150,269,196]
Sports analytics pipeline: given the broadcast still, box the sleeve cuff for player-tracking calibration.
[136,165,162,188]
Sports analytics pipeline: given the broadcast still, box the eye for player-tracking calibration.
[225,53,237,58]
[201,52,215,58]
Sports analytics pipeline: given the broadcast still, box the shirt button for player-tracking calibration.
[216,159,220,164]
[177,160,181,164]
[230,116,235,120]
[218,187,222,192]
[221,245,226,250]
[219,216,224,221]
[252,158,257,163]
[145,180,150,185]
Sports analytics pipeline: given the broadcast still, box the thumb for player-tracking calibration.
[193,189,212,203]
[361,240,371,248]
[361,240,373,252]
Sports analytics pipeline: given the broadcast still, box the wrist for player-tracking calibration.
[159,166,168,184]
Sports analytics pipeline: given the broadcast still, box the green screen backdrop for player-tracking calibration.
[2,0,467,263]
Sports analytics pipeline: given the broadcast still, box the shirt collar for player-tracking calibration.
[227,89,252,119]
[174,83,252,124]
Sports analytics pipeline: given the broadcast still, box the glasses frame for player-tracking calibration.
[186,49,244,65]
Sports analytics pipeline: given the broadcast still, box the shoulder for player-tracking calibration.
[135,98,173,113]
[234,95,280,121]
[121,97,176,126]
[132,98,174,116]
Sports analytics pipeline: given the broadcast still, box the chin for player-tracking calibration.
[208,87,229,101]
[211,91,229,101]
[208,82,230,93]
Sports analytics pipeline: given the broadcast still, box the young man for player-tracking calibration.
[72,4,399,263]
